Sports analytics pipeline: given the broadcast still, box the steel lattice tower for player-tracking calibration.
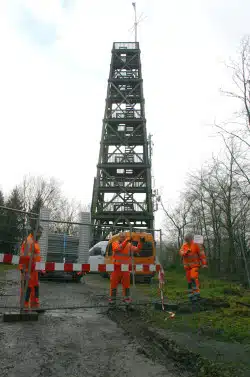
[91,42,154,242]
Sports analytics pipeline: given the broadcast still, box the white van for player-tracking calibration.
[88,241,108,273]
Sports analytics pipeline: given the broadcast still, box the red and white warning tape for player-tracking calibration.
[0,253,161,273]
[158,267,175,319]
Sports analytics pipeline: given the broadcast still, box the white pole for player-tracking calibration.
[130,226,136,289]
[132,2,137,42]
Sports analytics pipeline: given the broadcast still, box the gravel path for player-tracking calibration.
[0,270,188,377]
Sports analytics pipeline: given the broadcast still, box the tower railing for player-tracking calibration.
[105,153,144,163]
[113,42,139,50]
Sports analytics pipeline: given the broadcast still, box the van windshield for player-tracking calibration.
[132,240,153,257]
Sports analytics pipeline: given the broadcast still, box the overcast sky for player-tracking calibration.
[0,0,249,228]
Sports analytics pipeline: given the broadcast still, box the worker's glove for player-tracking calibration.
[202,265,208,269]
[140,237,145,243]
[184,249,191,255]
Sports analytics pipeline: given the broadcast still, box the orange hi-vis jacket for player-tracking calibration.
[179,241,207,270]
[112,239,142,265]
[19,234,41,272]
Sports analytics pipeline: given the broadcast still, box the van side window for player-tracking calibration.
[93,247,102,256]
[89,247,102,256]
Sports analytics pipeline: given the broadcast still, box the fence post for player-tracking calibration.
[20,214,40,312]
[159,229,163,263]
[130,225,136,290]
[39,207,50,262]
[78,212,91,264]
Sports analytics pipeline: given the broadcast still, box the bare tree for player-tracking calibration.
[18,175,62,214]
[16,175,90,235]
[215,36,250,174]
[160,197,192,249]
[160,37,250,284]
[161,139,250,279]
[51,197,82,235]
[220,36,250,130]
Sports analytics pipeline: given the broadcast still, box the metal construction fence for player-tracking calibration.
[1,205,248,319]
[0,206,164,314]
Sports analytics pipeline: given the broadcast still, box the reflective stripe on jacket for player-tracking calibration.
[179,241,207,269]
[112,240,142,264]
[19,234,41,271]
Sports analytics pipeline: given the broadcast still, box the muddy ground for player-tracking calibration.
[0,270,191,377]
[83,275,250,377]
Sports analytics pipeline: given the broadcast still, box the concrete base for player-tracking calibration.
[35,309,46,314]
[3,311,39,322]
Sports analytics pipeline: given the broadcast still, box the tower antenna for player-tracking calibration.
[131,3,147,42]
[132,2,137,42]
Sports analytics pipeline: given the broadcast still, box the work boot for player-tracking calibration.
[188,294,194,303]
[108,288,117,308]
[30,298,40,307]
[192,292,201,301]
[123,288,133,310]
[30,298,44,313]
[22,301,30,312]
[191,279,200,302]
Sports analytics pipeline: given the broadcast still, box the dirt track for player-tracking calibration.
[0,270,190,377]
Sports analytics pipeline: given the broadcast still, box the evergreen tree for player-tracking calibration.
[5,188,24,254]
[0,189,5,252]
[30,195,43,231]
[6,187,23,209]
[0,190,4,205]
[31,195,43,215]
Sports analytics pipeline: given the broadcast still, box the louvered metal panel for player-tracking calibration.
[46,233,79,263]
[78,212,91,263]
[39,208,50,261]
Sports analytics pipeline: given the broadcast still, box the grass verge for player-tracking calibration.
[138,268,250,344]
[85,274,250,376]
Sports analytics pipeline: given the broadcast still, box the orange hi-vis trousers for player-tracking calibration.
[110,270,130,299]
[20,271,40,309]
[185,267,200,298]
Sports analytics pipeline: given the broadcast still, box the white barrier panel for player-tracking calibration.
[0,253,161,273]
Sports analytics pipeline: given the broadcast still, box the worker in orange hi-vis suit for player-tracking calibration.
[179,234,207,302]
[109,232,144,307]
[19,226,43,311]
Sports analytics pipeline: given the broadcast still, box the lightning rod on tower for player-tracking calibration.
[132,2,137,42]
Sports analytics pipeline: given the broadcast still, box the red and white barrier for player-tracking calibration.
[0,253,161,273]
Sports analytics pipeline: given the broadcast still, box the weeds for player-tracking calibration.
[139,269,250,343]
